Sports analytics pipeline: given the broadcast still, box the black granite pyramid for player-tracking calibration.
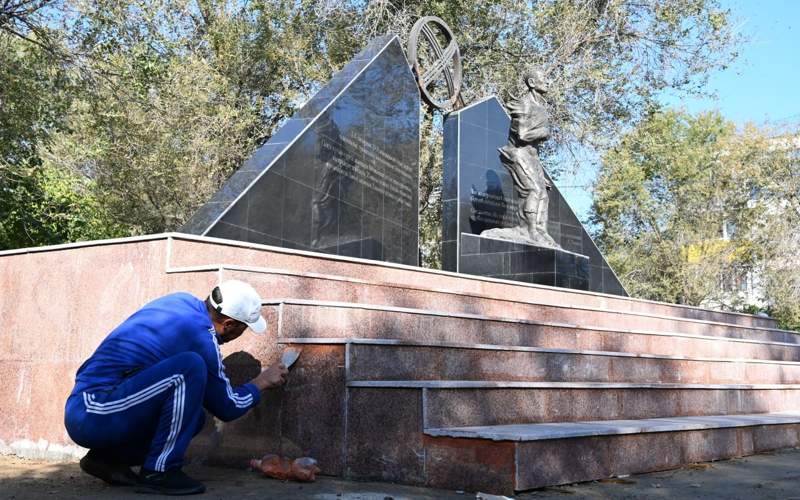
[181,35,420,265]
[442,96,627,295]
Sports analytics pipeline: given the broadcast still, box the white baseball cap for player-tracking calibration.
[208,280,267,334]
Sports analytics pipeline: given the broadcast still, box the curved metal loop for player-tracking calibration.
[407,16,463,112]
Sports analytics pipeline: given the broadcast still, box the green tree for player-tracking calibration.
[0,31,120,249]
[3,0,742,264]
[591,109,800,328]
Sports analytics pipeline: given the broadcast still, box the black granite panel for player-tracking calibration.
[247,231,282,247]
[602,266,626,295]
[459,124,489,174]
[267,118,312,145]
[459,201,474,240]
[210,222,247,241]
[442,200,457,242]
[282,179,314,247]
[487,102,509,136]
[576,255,590,281]
[241,144,286,173]
[209,224,283,249]
[459,234,586,290]
[296,36,393,119]
[508,247,555,274]
[384,189,404,226]
[246,171,285,239]
[589,265,604,293]
[528,273,556,287]
[383,220,403,263]
[547,191,560,221]
[335,239,362,258]
[220,189,248,228]
[338,201,362,245]
[581,233,604,263]
[310,189,340,252]
[479,236,517,253]
[181,35,419,266]
[571,275,590,290]
[442,239,457,272]
[216,170,259,203]
[443,117,458,201]
[554,250,579,278]
[461,100,488,130]
[558,190,581,226]
[363,184,383,217]
[560,224,584,254]
[360,237,383,261]
[402,228,418,266]
[546,220,562,245]
[441,96,626,295]
[460,252,505,275]
[459,233,479,255]
[402,173,419,232]
[182,202,223,234]
[361,214,384,259]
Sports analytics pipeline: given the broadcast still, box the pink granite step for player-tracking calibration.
[345,382,800,428]
[276,302,800,361]
[422,413,800,493]
[341,384,800,494]
[219,265,792,342]
[168,236,778,329]
[345,341,800,385]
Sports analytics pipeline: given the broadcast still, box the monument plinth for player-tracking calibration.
[459,233,590,289]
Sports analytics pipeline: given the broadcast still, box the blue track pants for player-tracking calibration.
[65,352,208,472]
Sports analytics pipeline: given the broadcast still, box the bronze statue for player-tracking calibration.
[481,69,560,249]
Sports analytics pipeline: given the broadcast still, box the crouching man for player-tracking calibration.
[65,280,288,495]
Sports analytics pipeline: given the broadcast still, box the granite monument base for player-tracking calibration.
[458,233,589,290]
[1,234,794,495]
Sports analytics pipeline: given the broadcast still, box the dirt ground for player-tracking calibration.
[3,448,800,499]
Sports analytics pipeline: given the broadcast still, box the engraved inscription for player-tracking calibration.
[320,135,414,208]
[470,187,518,226]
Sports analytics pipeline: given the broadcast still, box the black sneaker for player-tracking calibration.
[136,467,206,495]
[79,450,139,486]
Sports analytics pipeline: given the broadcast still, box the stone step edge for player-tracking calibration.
[423,412,800,442]
[175,262,790,334]
[3,233,774,332]
[280,337,800,367]
[269,300,800,349]
[347,380,800,390]
[163,234,778,331]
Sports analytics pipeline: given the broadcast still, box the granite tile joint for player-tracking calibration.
[347,380,800,390]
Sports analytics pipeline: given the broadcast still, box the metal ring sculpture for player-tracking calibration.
[407,16,463,112]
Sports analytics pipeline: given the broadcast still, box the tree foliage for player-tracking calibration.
[3,0,741,262]
[591,109,800,329]
[0,30,122,248]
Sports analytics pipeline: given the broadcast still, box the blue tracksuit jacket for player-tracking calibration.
[65,292,261,471]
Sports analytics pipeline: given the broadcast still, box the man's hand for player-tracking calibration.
[251,361,289,391]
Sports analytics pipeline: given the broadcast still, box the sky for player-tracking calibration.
[556,0,800,221]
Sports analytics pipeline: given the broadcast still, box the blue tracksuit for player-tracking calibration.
[64,293,261,472]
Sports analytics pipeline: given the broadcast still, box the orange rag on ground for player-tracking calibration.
[249,454,320,482]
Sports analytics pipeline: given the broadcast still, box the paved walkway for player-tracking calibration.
[2,448,800,499]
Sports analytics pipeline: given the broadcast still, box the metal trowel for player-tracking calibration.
[282,347,301,369]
